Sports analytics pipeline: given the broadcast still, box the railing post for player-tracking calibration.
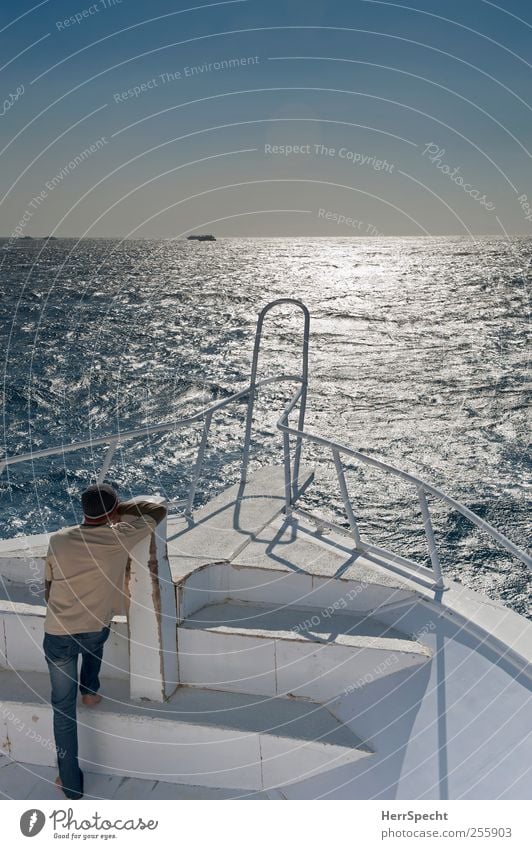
[332,449,362,548]
[185,411,212,517]
[241,299,310,489]
[291,308,310,503]
[283,428,292,513]
[418,485,445,590]
[240,385,256,485]
[97,437,119,484]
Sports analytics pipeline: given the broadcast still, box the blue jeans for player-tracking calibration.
[43,626,110,799]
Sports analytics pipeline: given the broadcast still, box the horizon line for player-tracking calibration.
[1,233,531,240]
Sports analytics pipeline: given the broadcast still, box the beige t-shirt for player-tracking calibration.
[44,514,157,635]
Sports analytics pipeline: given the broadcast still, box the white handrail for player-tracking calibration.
[241,298,309,493]
[0,374,303,469]
[0,374,304,517]
[276,393,532,580]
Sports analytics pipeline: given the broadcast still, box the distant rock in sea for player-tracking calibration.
[187,234,216,241]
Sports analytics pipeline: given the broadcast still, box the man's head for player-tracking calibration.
[81,483,119,525]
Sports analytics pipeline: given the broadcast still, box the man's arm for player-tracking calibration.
[44,551,53,603]
[117,498,167,526]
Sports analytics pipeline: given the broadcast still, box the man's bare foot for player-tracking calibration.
[81,693,102,706]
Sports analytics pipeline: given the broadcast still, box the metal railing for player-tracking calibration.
[272,313,531,591]
[277,381,532,588]
[240,298,310,502]
[0,298,308,521]
[0,373,304,518]
[1,299,530,594]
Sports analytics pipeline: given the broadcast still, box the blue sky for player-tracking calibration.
[1,0,531,236]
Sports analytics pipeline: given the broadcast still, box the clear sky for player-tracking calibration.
[1,0,531,237]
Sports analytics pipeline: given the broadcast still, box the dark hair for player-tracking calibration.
[81,483,118,519]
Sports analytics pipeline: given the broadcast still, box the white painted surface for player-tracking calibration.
[179,600,431,699]
[283,610,532,799]
[79,710,263,790]
[225,566,315,609]
[178,562,415,621]
[178,562,225,621]
[126,501,178,702]
[274,639,428,702]
[0,468,530,799]
[154,518,179,697]
[166,465,314,583]
[0,671,370,791]
[0,756,270,799]
[179,628,278,695]
[0,555,45,585]
[0,609,129,679]
[260,736,370,789]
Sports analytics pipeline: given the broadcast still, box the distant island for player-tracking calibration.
[186,234,216,241]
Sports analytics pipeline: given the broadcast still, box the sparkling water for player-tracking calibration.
[1,236,530,614]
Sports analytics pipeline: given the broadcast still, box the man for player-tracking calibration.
[43,483,167,800]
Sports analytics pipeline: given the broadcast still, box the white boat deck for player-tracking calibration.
[1,464,531,799]
[0,753,270,800]
[182,599,426,649]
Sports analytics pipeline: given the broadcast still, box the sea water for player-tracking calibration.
[1,236,529,614]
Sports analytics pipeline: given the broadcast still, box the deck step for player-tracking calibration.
[178,560,416,622]
[0,670,372,791]
[0,595,129,680]
[179,600,432,699]
[0,755,270,800]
